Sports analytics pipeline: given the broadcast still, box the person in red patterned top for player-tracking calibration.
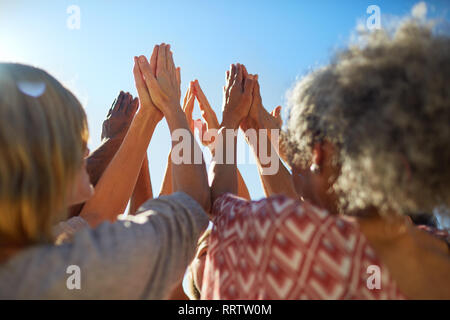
[202,14,450,300]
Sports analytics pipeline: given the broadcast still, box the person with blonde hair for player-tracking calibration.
[204,15,449,299]
[0,43,211,299]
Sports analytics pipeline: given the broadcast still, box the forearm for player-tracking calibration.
[159,151,173,196]
[259,109,291,169]
[166,108,211,212]
[237,169,251,200]
[129,154,153,214]
[245,122,297,199]
[80,110,158,227]
[209,146,250,200]
[68,137,124,218]
[86,138,124,186]
[210,124,239,205]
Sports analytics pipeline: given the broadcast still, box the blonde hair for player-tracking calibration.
[0,63,89,246]
[286,17,450,216]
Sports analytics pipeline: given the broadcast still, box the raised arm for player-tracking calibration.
[210,64,255,204]
[193,80,250,200]
[129,154,153,214]
[80,50,163,227]
[140,44,211,213]
[68,92,139,218]
[159,81,195,197]
[240,77,297,199]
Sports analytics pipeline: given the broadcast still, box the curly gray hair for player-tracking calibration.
[285,17,450,216]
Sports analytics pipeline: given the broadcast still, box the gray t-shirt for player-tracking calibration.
[0,192,209,299]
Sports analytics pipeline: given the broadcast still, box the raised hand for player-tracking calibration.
[193,80,220,148]
[240,75,282,133]
[270,106,283,129]
[133,50,163,123]
[138,44,182,117]
[221,63,255,129]
[183,81,196,133]
[101,91,139,142]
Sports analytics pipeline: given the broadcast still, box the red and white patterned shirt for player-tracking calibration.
[201,193,407,300]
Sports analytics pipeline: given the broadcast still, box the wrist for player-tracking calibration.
[221,111,242,130]
[162,103,184,120]
[240,117,259,132]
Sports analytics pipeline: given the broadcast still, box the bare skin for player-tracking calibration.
[210,63,256,202]
[68,91,153,218]
[239,73,297,199]
[210,64,449,299]
[160,79,251,200]
[193,79,250,200]
[80,52,163,226]
[137,43,210,213]
[291,142,450,299]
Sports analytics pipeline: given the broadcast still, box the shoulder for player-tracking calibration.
[212,193,334,228]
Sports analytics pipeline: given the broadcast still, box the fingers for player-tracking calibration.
[242,65,248,78]
[185,94,195,118]
[176,67,181,88]
[271,105,283,128]
[183,81,195,117]
[157,43,167,77]
[176,67,181,100]
[226,64,238,98]
[274,106,282,117]
[113,91,124,113]
[186,82,195,114]
[167,47,176,76]
[128,97,139,116]
[137,55,161,101]
[184,86,195,132]
[243,74,256,99]
[108,97,116,117]
[166,44,171,70]
[133,57,151,107]
[229,64,237,85]
[183,82,193,111]
[194,80,219,129]
[149,45,159,76]
[193,80,209,108]
[242,65,249,91]
[236,63,243,89]
[119,92,132,112]
[254,79,263,108]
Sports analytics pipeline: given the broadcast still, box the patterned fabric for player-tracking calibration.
[201,193,406,300]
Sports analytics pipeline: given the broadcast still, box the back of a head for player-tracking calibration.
[286,16,450,216]
[0,63,89,246]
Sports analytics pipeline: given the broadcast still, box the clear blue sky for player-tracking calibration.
[1,0,449,200]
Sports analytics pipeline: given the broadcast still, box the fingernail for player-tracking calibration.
[139,56,146,63]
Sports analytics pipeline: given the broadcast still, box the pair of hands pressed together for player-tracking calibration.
[79,42,289,227]
[133,43,211,213]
